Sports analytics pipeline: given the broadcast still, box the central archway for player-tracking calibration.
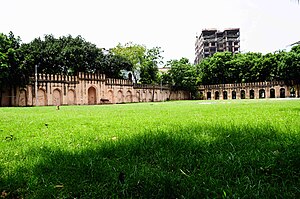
[232,90,236,99]
[18,89,27,106]
[88,87,97,105]
[53,89,62,105]
[241,90,246,99]
[117,90,123,103]
[215,91,219,100]
[142,91,147,102]
[136,92,140,102]
[207,92,211,100]
[37,89,47,106]
[259,89,265,99]
[67,89,76,105]
[148,91,152,102]
[223,91,228,100]
[126,91,132,103]
[270,88,275,98]
[107,90,114,103]
[280,88,285,98]
[250,90,255,99]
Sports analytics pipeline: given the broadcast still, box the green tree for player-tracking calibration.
[20,35,105,75]
[101,49,133,78]
[197,52,234,84]
[110,42,146,83]
[167,58,197,98]
[139,47,163,84]
[278,46,300,96]
[0,32,25,106]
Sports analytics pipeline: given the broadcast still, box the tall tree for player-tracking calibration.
[20,35,105,75]
[0,32,24,106]
[139,47,163,84]
[101,49,133,78]
[110,42,146,83]
[166,58,197,98]
[278,46,300,96]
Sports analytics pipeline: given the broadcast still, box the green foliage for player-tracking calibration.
[196,47,300,87]
[101,50,133,78]
[140,47,163,84]
[166,58,197,97]
[0,32,134,87]
[20,35,106,75]
[0,32,25,100]
[110,42,146,82]
[110,43,163,84]
[279,50,300,85]
[0,100,299,198]
[1,31,300,100]
[0,32,22,81]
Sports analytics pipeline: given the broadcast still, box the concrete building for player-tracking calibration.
[194,28,240,64]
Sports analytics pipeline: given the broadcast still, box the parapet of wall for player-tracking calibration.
[199,81,299,100]
[1,72,190,107]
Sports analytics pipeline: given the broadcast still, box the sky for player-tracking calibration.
[1,0,300,63]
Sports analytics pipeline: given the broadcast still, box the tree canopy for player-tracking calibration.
[1,31,300,101]
[163,58,197,97]
[159,46,300,98]
[195,49,300,86]
[0,32,25,89]
[19,35,134,77]
[110,42,163,84]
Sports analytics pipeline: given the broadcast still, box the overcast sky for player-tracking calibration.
[1,0,300,63]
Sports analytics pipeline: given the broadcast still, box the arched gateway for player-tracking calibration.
[199,81,292,100]
[88,87,97,105]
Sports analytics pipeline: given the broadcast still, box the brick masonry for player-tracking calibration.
[1,72,189,106]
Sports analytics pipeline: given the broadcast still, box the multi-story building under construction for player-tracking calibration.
[194,28,240,64]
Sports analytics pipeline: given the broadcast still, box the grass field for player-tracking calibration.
[0,99,299,198]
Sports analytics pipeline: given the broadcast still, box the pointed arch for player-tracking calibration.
[37,88,47,106]
[88,87,97,105]
[280,88,285,98]
[241,90,246,99]
[18,89,27,106]
[126,90,132,103]
[117,90,123,103]
[270,88,275,98]
[53,89,62,105]
[107,90,114,103]
[215,91,219,100]
[67,89,76,105]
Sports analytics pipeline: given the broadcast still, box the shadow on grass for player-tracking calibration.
[1,124,300,198]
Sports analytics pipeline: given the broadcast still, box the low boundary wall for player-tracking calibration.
[1,72,189,106]
[199,81,299,100]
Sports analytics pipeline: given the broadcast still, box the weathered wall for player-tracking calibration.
[3,73,298,107]
[3,72,189,106]
[199,81,298,100]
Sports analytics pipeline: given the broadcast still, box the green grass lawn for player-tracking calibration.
[0,99,299,198]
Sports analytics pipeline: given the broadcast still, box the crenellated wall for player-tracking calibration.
[4,72,189,106]
[199,81,299,100]
[2,73,298,107]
